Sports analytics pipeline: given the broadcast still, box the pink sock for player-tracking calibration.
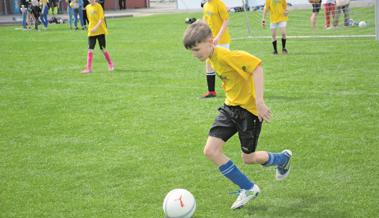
[103,51,113,66]
[86,52,93,70]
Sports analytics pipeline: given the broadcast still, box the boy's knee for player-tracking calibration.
[203,145,220,160]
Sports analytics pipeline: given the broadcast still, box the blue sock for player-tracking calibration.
[219,160,253,190]
[262,152,289,167]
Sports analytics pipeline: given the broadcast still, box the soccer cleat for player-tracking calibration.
[81,68,92,74]
[108,64,114,72]
[276,149,292,181]
[282,48,288,55]
[230,184,260,210]
[202,91,216,98]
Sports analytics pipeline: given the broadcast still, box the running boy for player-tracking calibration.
[201,0,231,98]
[183,21,292,209]
[81,0,114,74]
[262,0,289,55]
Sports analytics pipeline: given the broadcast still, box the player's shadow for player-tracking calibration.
[245,193,349,217]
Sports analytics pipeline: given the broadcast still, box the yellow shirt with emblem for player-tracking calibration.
[209,47,262,116]
[264,0,288,24]
[203,0,231,45]
[86,3,108,37]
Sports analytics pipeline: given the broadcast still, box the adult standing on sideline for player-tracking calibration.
[334,0,350,27]
[40,0,49,30]
[309,0,322,29]
[324,0,336,29]
[119,0,126,10]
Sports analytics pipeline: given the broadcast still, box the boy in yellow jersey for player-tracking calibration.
[201,0,231,98]
[81,0,114,74]
[183,21,292,209]
[262,0,288,55]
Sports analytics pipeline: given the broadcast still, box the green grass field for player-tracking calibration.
[1,7,379,218]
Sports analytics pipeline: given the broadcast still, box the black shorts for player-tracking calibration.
[312,2,321,13]
[209,104,262,154]
[88,34,106,50]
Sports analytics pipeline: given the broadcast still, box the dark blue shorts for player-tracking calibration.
[88,34,106,50]
[209,104,262,154]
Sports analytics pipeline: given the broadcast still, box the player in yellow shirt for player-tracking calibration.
[183,21,292,209]
[262,0,289,55]
[201,0,231,98]
[81,0,114,74]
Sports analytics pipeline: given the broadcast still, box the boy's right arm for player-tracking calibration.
[262,0,270,28]
[252,65,271,122]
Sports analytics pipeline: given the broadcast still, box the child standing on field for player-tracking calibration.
[201,0,231,98]
[324,0,336,29]
[183,21,292,209]
[262,0,288,55]
[81,0,114,74]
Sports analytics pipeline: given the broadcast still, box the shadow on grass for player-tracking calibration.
[245,193,349,218]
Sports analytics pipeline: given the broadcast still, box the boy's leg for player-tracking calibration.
[99,35,114,71]
[236,109,292,181]
[279,25,287,54]
[204,136,259,209]
[271,28,278,55]
[203,61,216,98]
[207,106,259,209]
[82,36,95,73]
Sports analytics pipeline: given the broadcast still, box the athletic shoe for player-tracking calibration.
[273,51,278,55]
[282,48,288,55]
[108,65,114,72]
[230,184,260,210]
[202,91,216,98]
[276,149,292,181]
[81,68,92,74]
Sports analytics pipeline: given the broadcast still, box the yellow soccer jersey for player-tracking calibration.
[86,3,108,37]
[264,0,288,24]
[208,47,262,116]
[203,0,231,45]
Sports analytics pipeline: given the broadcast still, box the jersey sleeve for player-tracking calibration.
[98,4,105,20]
[227,51,262,80]
[264,0,270,12]
[217,0,229,21]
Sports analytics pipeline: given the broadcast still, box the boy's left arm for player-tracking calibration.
[213,19,229,45]
[252,65,271,122]
[283,0,288,16]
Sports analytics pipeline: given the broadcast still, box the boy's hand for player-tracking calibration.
[261,19,266,28]
[257,102,271,122]
[213,37,220,45]
[91,27,98,33]
[284,9,288,16]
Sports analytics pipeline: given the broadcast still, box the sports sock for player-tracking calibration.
[262,152,289,167]
[86,51,93,70]
[206,72,216,92]
[272,40,278,53]
[282,38,287,49]
[103,51,113,66]
[219,160,253,190]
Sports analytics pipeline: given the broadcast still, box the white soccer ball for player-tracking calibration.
[358,21,367,28]
[163,189,196,218]
[230,8,235,13]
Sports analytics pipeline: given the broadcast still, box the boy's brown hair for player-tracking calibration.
[183,21,212,49]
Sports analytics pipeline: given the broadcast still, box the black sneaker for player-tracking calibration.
[282,48,288,55]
